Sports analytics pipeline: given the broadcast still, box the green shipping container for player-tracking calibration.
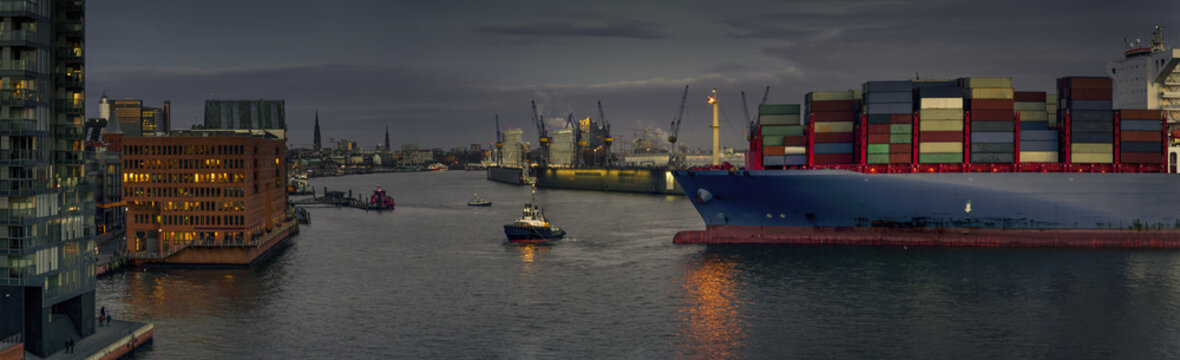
[918,119,964,131]
[1017,111,1048,121]
[890,124,912,134]
[918,109,964,120]
[1071,153,1113,163]
[890,134,912,143]
[762,135,784,146]
[867,144,891,154]
[1014,102,1045,111]
[867,154,891,164]
[761,125,804,136]
[759,104,801,115]
[919,142,963,153]
[1071,143,1112,154]
[919,153,964,163]
[806,91,857,101]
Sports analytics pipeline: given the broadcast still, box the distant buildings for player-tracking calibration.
[122,130,294,265]
[106,96,171,137]
[0,1,96,356]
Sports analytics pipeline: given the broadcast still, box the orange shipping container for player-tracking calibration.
[889,153,911,163]
[1121,131,1163,142]
[1119,109,1164,120]
[784,136,807,146]
[868,134,890,143]
[890,114,912,124]
[763,146,786,156]
[889,143,911,153]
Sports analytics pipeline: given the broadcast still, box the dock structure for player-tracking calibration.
[20,319,153,360]
[289,188,394,211]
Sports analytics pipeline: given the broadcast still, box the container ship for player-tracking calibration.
[674,30,1180,248]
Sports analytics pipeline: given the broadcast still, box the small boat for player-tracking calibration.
[467,193,492,207]
[369,185,395,210]
[504,186,565,243]
[428,163,448,171]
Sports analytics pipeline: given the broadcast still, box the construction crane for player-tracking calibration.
[668,84,689,168]
[494,114,503,165]
[531,100,549,166]
[597,101,613,167]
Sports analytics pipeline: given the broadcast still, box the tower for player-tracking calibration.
[384,125,390,151]
[313,109,322,152]
[0,1,97,356]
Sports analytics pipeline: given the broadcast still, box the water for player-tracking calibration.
[98,171,1180,359]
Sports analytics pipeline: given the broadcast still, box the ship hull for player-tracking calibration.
[672,170,1180,248]
[504,225,566,243]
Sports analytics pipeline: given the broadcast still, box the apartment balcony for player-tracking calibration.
[0,30,46,47]
[0,90,42,107]
[54,101,83,114]
[0,1,42,18]
[0,118,47,135]
[55,23,82,38]
[0,60,40,76]
[0,265,36,286]
[54,46,82,61]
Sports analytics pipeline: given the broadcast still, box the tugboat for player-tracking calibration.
[467,193,492,207]
[504,186,565,243]
[369,185,395,210]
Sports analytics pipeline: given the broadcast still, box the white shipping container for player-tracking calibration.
[919,98,963,109]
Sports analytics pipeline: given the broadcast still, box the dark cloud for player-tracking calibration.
[472,14,669,40]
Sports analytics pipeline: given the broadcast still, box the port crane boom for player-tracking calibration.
[531,100,549,166]
[495,114,503,164]
[668,85,689,168]
[598,101,613,167]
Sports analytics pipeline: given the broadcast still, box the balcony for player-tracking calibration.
[0,30,45,47]
[54,46,82,61]
[54,101,83,114]
[55,73,83,88]
[0,265,36,286]
[0,1,41,18]
[0,118,46,135]
[0,60,39,76]
[55,23,82,38]
[0,149,46,164]
[0,90,42,107]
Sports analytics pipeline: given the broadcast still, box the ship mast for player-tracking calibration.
[708,89,719,166]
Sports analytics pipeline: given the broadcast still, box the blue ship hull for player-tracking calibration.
[671,170,1180,248]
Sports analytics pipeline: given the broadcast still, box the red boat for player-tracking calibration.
[370,186,395,210]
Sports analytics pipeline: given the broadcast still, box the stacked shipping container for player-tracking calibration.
[1015,91,1059,162]
[1058,77,1115,163]
[807,90,858,165]
[1118,109,1165,165]
[914,86,964,163]
[759,104,805,167]
[862,81,914,164]
[961,77,1016,163]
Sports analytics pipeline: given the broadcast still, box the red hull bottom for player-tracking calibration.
[674,225,1180,248]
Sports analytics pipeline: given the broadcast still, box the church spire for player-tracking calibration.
[384,125,390,151]
[313,109,322,152]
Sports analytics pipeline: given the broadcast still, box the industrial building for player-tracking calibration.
[204,100,287,137]
[122,129,296,265]
[0,0,97,356]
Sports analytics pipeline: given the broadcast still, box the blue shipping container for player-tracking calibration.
[865,103,913,114]
[1122,120,1163,131]
[1020,130,1058,141]
[971,132,1015,143]
[1019,140,1059,151]
[1067,100,1113,110]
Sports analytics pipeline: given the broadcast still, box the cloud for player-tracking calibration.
[472,13,669,40]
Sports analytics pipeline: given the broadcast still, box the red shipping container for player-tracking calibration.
[868,134,890,144]
[1059,77,1112,90]
[1119,109,1164,120]
[1014,91,1046,102]
[784,136,807,146]
[810,100,856,112]
[889,143,911,152]
[1067,88,1112,100]
[969,99,1014,110]
[971,110,1014,121]
[763,146,785,156]
[813,154,854,164]
[890,114,912,124]
[812,111,857,122]
[868,124,891,134]
[1121,131,1163,142]
[1121,152,1163,164]
[814,132,854,143]
[889,153,911,163]
[919,131,963,142]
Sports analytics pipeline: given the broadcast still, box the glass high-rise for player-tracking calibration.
[0,0,95,356]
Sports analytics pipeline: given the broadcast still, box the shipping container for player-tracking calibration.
[919,153,964,163]
[784,146,806,155]
[890,114,913,124]
[814,142,854,154]
[1020,130,1058,141]
[890,134,912,143]
[889,153,911,163]
[1071,143,1113,153]
[862,81,912,93]
[1013,91,1047,102]
[1121,120,1163,131]
[919,142,964,153]
[1070,110,1114,122]
[812,112,857,122]
[761,125,805,136]
[972,143,1014,152]
[1058,77,1113,90]
[1121,130,1163,142]
[1071,153,1113,163]
[919,97,964,109]
[784,136,807,146]
[1017,111,1048,121]
[1071,121,1114,132]
[918,109,964,120]
[972,110,1014,121]
[919,131,963,142]
[969,99,1015,110]
[808,100,857,112]
[890,124,912,134]
[868,134,891,143]
[806,91,858,101]
[1119,109,1164,120]
[865,92,913,103]
[814,121,855,133]
[866,144,891,154]
[813,153,855,164]
[1071,132,1113,143]
[1062,88,1112,101]
[972,121,1015,132]
[1121,142,1162,153]
[814,132,855,143]
[964,88,1015,99]
[762,136,784,146]
[1019,151,1058,163]
[914,87,963,98]
[865,103,913,114]
[919,120,964,132]
[759,114,803,125]
[1019,141,1058,151]
[1068,100,1113,110]
[1014,102,1047,111]
[1121,152,1163,164]
[867,154,890,164]
[889,143,911,153]
[971,132,1015,143]
[971,153,1014,163]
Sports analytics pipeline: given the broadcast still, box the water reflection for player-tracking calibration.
[677,253,746,359]
[117,267,267,320]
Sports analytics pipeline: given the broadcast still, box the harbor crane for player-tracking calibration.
[531,100,549,166]
[598,101,613,167]
[494,114,503,165]
[668,85,689,168]
[566,113,584,167]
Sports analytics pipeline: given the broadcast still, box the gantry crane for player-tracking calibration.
[531,100,549,166]
[668,85,689,168]
[598,101,613,167]
[494,114,503,165]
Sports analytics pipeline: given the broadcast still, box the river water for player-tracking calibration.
[98,171,1180,359]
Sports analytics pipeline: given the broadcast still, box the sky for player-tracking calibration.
[85,0,1179,151]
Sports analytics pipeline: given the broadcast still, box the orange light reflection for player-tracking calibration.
[677,256,745,359]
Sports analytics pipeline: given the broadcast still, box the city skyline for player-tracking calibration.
[85,0,1177,149]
